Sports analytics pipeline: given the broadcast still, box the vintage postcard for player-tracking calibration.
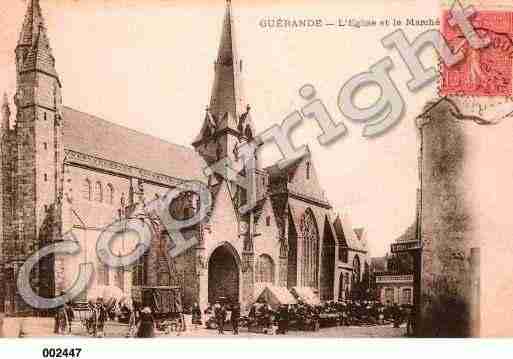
[0,0,513,352]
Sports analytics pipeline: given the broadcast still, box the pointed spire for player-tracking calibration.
[18,0,46,49]
[2,93,11,132]
[216,0,237,66]
[17,0,59,82]
[2,93,9,111]
[209,0,246,130]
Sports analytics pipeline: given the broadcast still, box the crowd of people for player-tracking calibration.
[201,299,414,335]
[54,296,160,338]
[53,295,414,337]
[316,300,414,328]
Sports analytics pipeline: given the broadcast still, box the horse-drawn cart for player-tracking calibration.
[132,286,183,334]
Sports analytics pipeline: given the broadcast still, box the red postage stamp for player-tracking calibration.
[441,10,513,97]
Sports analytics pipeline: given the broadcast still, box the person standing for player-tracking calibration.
[0,312,4,338]
[86,300,96,336]
[231,302,240,335]
[136,307,155,338]
[95,297,107,338]
[54,304,69,335]
[378,305,385,325]
[277,304,289,335]
[191,302,202,330]
[406,304,415,336]
[64,302,73,334]
[214,300,226,335]
[175,296,186,334]
[127,302,140,338]
[53,292,69,335]
[53,305,62,334]
[392,303,402,328]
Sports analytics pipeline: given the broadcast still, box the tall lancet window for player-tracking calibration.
[82,179,91,201]
[94,181,103,202]
[256,254,275,283]
[353,255,361,284]
[300,208,320,288]
[107,184,114,205]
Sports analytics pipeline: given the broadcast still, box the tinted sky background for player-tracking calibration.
[0,0,440,256]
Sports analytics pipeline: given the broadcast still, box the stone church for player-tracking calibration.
[0,0,369,315]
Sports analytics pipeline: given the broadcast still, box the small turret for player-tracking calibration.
[1,93,10,133]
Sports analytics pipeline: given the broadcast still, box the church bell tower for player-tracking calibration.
[192,0,255,166]
[9,0,64,314]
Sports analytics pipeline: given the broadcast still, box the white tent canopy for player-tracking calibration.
[253,284,297,309]
[291,286,321,306]
[86,285,124,301]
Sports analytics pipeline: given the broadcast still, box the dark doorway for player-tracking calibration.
[208,244,240,304]
[287,210,298,288]
[320,217,336,301]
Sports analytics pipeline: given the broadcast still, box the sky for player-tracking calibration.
[0,0,441,257]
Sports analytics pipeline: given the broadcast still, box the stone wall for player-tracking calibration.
[417,99,479,337]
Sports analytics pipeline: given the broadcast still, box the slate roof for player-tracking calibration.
[62,107,207,182]
[370,256,387,273]
[333,214,367,252]
[354,228,364,241]
[395,221,418,243]
[265,149,311,179]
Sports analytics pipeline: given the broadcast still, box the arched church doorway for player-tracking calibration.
[208,243,240,304]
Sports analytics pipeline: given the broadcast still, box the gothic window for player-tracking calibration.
[23,135,30,147]
[338,273,345,300]
[115,268,124,291]
[402,288,412,305]
[306,161,311,180]
[107,184,114,205]
[353,255,361,283]
[244,124,253,139]
[97,264,109,286]
[385,287,394,305]
[237,186,247,207]
[157,235,168,258]
[133,247,148,286]
[256,254,275,283]
[300,209,320,288]
[82,179,91,201]
[94,181,102,202]
[266,216,271,226]
[338,248,348,263]
[158,272,171,286]
[44,173,48,182]
[43,142,47,150]
[76,264,89,302]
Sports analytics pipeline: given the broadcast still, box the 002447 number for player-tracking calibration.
[42,348,82,358]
